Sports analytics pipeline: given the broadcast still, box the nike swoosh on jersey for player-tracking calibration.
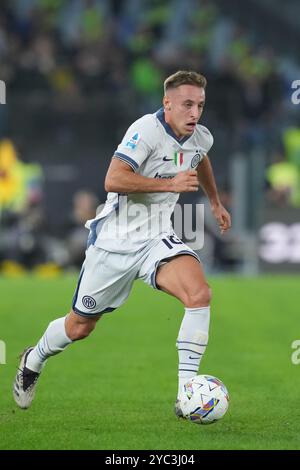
[188,355,200,360]
[163,156,173,161]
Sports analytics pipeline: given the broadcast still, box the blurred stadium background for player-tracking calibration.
[1,0,300,275]
[1,0,300,452]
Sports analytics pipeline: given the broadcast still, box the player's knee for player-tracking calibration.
[184,284,212,308]
[69,321,96,341]
[65,311,99,341]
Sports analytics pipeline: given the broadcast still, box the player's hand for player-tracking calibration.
[171,170,199,193]
[211,203,231,234]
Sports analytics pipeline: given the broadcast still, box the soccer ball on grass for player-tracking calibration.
[180,374,229,424]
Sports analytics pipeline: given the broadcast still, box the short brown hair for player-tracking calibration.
[164,70,207,94]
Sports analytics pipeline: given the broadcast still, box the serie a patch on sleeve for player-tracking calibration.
[125,132,140,150]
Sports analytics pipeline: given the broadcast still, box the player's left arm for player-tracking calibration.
[197,154,231,234]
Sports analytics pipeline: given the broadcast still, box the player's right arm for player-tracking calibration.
[105,158,199,193]
[106,115,198,193]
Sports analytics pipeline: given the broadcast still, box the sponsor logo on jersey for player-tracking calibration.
[82,295,96,309]
[163,156,173,161]
[125,132,140,150]
[154,172,174,179]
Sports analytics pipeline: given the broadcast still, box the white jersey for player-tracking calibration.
[86,108,213,253]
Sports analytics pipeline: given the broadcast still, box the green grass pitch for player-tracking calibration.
[0,274,300,450]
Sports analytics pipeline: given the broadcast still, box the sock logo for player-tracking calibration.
[189,355,200,360]
[82,296,96,309]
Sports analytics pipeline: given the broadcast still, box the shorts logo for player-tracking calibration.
[125,132,140,150]
[82,296,96,309]
[191,152,201,168]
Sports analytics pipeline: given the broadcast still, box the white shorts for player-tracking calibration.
[72,234,200,316]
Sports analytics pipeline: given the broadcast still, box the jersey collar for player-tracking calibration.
[156,108,193,145]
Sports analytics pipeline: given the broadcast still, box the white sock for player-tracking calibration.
[176,306,210,398]
[26,317,73,373]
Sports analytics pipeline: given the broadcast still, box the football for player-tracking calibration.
[180,375,229,424]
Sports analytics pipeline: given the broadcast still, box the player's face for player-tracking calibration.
[163,85,205,139]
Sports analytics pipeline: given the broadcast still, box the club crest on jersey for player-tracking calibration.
[174,151,184,167]
[82,296,96,309]
[191,151,202,169]
[125,132,140,150]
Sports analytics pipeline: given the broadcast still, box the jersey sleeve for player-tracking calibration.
[113,115,157,172]
[201,126,214,154]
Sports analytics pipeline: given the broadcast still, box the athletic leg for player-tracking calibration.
[156,255,211,406]
[13,244,140,409]
[26,310,102,373]
[13,310,101,409]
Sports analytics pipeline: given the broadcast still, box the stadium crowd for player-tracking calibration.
[1,0,300,272]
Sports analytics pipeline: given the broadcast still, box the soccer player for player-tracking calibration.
[13,70,231,416]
